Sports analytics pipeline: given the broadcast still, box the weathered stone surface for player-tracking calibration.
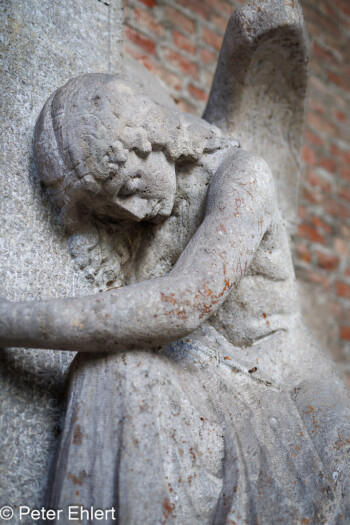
[1,0,350,523]
[0,0,123,516]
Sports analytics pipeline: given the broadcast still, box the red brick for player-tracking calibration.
[307,112,337,136]
[328,71,350,92]
[338,306,350,326]
[339,187,350,202]
[124,26,156,55]
[212,14,228,32]
[177,99,197,114]
[139,0,156,7]
[124,44,148,63]
[309,76,332,97]
[330,144,338,156]
[341,150,350,165]
[342,63,350,79]
[340,326,350,341]
[311,216,332,233]
[202,27,222,51]
[307,98,325,115]
[298,206,307,220]
[334,238,348,256]
[315,251,339,271]
[301,186,323,205]
[340,167,350,182]
[337,202,350,219]
[306,270,330,289]
[331,146,350,166]
[205,0,233,15]
[177,0,211,19]
[310,56,325,77]
[324,198,350,219]
[346,268,350,277]
[336,281,350,299]
[302,145,317,166]
[124,47,182,91]
[323,198,338,217]
[201,49,217,65]
[313,42,333,62]
[321,2,339,19]
[305,130,324,147]
[164,7,195,34]
[173,31,196,54]
[298,224,326,245]
[188,84,208,102]
[335,111,347,123]
[320,157,336,173]
[334,93,347,109]
[329,301,343,317]
[303,5,341,36]
[333,0,350,17]
[153,68,182,91]
[296,243,312,263]
[341,225,350,239]
[307,170,331,193]
[163,48,199,79]
[134,8,164,36]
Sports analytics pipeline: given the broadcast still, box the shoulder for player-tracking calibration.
[220,148,273,186]
[207,148,276,213]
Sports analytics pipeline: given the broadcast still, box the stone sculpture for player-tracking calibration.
[1,0,349,523]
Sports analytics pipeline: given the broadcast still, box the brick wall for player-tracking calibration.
[295,0,350,386]
[122,0,350,382]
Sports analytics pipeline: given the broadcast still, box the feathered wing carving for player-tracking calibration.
[203,0,309,236]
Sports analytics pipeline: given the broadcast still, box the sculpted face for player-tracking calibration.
[35,74,224,228]
[102,149,176,224]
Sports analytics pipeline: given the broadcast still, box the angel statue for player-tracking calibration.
[1,0,349,523]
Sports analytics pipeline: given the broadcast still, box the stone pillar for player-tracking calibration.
[0,0,123,514]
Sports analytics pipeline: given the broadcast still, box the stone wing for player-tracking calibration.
[203,0,309,235]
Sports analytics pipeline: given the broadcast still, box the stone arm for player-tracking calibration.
[0,149,274,353]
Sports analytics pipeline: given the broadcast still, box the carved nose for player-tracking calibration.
[118,175,142,196]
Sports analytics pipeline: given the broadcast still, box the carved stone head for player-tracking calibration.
[34,73,224,228]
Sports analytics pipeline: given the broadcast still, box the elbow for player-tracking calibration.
[154,276,222,343]
[170,303,214,339]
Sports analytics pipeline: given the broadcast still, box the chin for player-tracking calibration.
[144,199,174,224]
[147,212,170,225]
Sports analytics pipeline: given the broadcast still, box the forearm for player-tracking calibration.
[0,275,210,352]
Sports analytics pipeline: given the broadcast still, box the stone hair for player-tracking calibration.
[34,73,226,224]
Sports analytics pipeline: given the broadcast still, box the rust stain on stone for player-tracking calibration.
[73,424,83,445]
[66,470,86,486]
[304,406,315,415]
[190,447,196,463]
[163,498,175,520]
